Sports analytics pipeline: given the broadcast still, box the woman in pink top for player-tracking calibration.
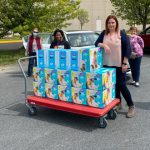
[95,15,135,118]
[129,26,144,87]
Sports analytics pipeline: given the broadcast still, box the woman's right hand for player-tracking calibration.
[104,44,111,54]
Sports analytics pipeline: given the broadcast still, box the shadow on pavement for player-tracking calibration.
[5,102,98,132]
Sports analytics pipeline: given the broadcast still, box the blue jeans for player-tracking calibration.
[28,52,37,76]
[129,56,142,82]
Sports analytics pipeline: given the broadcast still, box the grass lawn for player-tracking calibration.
[0,47,25,65]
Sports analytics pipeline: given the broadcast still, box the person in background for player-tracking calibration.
[95,15,135,118]
[27,28,42,77]
[128,26,144,87]
[50,29,70,49]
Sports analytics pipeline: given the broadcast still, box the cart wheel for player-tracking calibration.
[98,117,108,128]
[107,109,117,120]
[28,106,37,116]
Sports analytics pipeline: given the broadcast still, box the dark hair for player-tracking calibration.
[53,29,64,38]
[105,15,119,34]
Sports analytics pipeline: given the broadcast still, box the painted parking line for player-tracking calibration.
[0,40,22,44]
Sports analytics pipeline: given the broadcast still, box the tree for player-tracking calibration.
[77,9,89,30]
[0,0,80,37]
[110,0,150,30]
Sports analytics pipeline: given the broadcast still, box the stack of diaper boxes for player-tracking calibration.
[33,47,116,108]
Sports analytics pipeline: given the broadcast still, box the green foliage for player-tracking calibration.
[77,9,89,30]
[0,0,80,37]
[110,0,150,30]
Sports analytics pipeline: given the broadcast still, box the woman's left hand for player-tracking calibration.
[122,64,128,73]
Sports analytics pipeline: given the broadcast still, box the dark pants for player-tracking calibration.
[104,66,134,107]
[28,52,37,76]
[129,56,142,82]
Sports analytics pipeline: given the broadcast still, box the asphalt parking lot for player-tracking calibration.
[0,54,150,150]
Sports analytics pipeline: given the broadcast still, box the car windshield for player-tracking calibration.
[66,32,99,47]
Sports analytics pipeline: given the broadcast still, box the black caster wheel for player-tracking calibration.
[28,106,37,116]
[98,117,108,128]
[107,109,117,120]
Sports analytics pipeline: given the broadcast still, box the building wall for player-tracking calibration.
[64,0,130,31]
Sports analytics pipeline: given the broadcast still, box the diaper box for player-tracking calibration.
[33,67,45,83]
[45,68,57,84]
[71,71,86,88]
[86,71,102,90]
[33,81,45,97]
[37,50,47,68]
[86,89,104,108]
[47,49,59,69]
[86,85,115,108]
[45,83,58,99]
[57,69,71,86]
[58,50,70,70]
[72,87,87,105]
[80,47,103,72]
[97,68,116,89]
[102,84,116,106]
[58,85,72,102]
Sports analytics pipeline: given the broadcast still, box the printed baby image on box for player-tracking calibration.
[72,87,87,105]
[90,47,103,71]
[79,47,103,72]
[86,89,105,108]
[100,68,116,90]
[37,50,47,68]
[102,85,116,105]
[58,50,70,70]
[58,85,72,102]
[33,67,45,83]
[86,72,102,90]
[45,83,58,99]
[57,70,71,86]
[45,68,57,84]
[71,71,86,88]
[33,81,45,97]
[47,49,59,69]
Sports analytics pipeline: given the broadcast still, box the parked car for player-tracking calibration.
[22,31,99,51]
[139,27,150,53]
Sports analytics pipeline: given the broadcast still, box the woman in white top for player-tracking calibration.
[95,15,135,118]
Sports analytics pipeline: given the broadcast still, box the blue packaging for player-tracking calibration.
[86,89,104,108]
[57,69,71,86]
[47,49,59,69]
[33,81,45,97]
[72,87,87,105]
[58,50,70,70]
[71,71,86,88]
[33,67,45,83]
[86,72,102,90]
[70,50,79,71]
[45,68,57,85]
[58,85,72,102]
[45,83,58,99]
[37,50,46,68]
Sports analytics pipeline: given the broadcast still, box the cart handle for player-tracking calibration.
[18,56,36,102]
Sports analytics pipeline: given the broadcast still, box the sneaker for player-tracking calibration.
[135,82,139,87]
[130,81,135,85]
[126,106,135,118]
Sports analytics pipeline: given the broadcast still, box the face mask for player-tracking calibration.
[33,32,38,37]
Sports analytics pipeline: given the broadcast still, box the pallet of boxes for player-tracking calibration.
[32,47,116,109]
